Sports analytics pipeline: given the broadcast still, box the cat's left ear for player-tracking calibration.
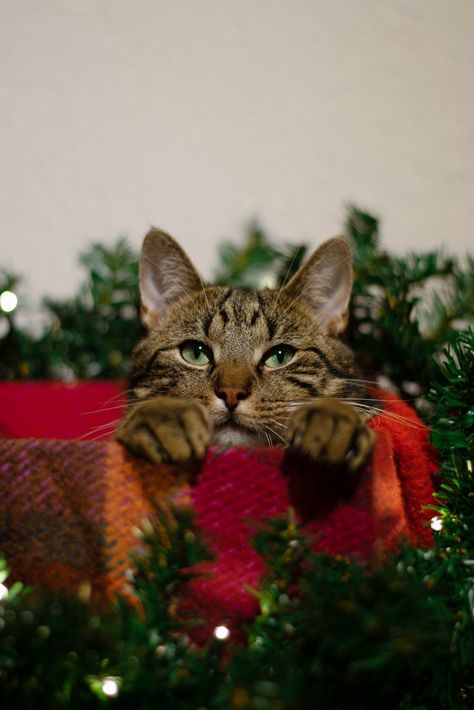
[139,228,203,328]
[282,237,352,335]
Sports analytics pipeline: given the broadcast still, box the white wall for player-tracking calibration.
[1,0,473,305]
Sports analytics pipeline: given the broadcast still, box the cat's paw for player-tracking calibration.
[116,397,211,465]
[286,398,374,473]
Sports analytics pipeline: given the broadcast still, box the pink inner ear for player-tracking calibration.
[326,309,349,336]
[315,275,352,334]
[140,303,160,329]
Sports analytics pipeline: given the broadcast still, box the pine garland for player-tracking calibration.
[0,239,143,379]
[345,207,474,403]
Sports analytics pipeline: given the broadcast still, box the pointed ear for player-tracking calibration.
[139,228,203,329]
[282,237,353,335]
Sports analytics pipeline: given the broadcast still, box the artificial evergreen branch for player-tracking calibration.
[0,506,224,709]
[427,329,474,554]
[344,206,473,401]
[213,220,307,289]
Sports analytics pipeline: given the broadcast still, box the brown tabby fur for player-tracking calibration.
[116,229,375,472]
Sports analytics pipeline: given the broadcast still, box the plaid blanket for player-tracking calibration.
[0,389,437,633]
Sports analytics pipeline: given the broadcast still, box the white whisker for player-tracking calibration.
[345,401,425,430]
[74,417,122,442]
[81,402,130,416]
[258,421,286,446]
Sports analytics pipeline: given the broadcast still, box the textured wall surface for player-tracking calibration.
[1,0,473,303]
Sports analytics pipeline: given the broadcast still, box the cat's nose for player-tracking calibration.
[215,386,249,411]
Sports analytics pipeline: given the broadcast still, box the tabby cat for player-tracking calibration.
[116,229,375,472]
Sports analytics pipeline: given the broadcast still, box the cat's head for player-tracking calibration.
[129,228,361,447]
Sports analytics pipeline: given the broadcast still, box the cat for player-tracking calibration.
[116,228,375,473]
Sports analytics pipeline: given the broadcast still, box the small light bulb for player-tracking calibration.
[0,290,18,313]
[101,677,120,697]
[258,273,278,289]
[0,583,8,601]
[430,516,443,532]
[213,625,230,640]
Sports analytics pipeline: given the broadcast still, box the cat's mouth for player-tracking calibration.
[212,418,264,448]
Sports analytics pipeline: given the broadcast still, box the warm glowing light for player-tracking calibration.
[0,290,18,313]
[430,516,443,532]
[213,625,230,640]
[101,677,120,697]
[0,583,8,601]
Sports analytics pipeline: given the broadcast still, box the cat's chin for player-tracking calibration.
[211,424,265,448]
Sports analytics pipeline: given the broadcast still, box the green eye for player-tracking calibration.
[180,341,212,366]
[263,345,295,369]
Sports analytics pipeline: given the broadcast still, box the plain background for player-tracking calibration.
[1,0,473,308]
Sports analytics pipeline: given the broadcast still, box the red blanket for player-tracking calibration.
[0,390,437,633]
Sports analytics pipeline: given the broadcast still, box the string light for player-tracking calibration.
[0,582,8,601]
[213,625,230,640]
[101,677,120,697]
[430,516,443,532]
[258,271,278,289]
[0,290,18,313]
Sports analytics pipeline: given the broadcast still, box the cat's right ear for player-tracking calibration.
[139,228,203,328]
[281,236,353,335]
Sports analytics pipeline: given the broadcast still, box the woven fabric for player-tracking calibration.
[0,389,437,633]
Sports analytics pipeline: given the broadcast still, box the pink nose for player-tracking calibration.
[215,386,249,410]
